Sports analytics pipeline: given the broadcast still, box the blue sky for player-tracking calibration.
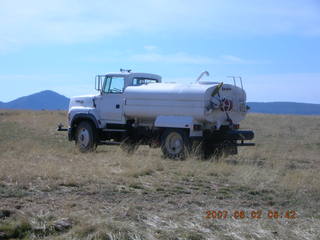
[0,0,320,103]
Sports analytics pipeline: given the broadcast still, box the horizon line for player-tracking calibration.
[1,89,320,105]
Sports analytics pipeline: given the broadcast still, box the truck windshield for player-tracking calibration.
[103,76,125,93]
[133,78,157,86]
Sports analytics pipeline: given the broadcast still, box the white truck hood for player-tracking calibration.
[69,94,98,109]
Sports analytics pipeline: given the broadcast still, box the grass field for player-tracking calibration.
[0,110,320,240]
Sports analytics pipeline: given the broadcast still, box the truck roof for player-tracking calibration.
[105,72,162,81]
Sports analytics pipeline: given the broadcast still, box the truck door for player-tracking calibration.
[98,76,125,123]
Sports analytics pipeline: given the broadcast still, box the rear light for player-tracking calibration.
[233,124,240,129]
[193,124,202,131]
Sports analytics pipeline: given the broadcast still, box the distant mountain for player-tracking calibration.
[248,102,320,115]
[1,90,319,115]
[0,90,69,110]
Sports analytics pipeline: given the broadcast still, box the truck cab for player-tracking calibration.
[95,71,161,124]
[68,71,161,128]
[93,71,161,124]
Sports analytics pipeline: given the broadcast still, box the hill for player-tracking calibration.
[0,90,69,110]
[248,102,320,115]
[1,90,320,115]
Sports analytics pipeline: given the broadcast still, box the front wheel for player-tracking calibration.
[161,129,191,160]
[75,121,97,153]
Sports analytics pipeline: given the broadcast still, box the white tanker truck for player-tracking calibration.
[58,70,254,159]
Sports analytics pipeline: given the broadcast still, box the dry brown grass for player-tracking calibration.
[0,110,320,239]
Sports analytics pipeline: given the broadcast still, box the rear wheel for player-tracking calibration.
[75,121,97,153]
[161,129,190,160]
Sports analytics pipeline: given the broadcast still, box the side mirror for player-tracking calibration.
[95,75,102,91]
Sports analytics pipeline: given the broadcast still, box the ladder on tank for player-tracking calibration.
[227,76,244,90]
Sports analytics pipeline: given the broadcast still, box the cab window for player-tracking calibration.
[133,78,157,86]
[103,76,125,93]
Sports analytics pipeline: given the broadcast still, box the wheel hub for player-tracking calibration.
[78,128,90,147]
[165,132,183,155]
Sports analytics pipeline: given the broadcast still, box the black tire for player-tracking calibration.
[75,121,97,153]
[161,129,191,160]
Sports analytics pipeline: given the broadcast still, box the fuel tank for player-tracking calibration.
[123,81,248,127]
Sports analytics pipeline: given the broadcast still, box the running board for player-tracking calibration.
[236,142,255,147]
[102,129,127,132]
[99,141,121,145]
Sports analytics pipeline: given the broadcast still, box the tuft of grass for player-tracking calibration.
[130,168,154,178]
[129,183,144,190]
[0,219,32,239]
[73,221,145,240]
[0,184,28,198]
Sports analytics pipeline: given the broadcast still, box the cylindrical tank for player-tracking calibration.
[123,82,247,124]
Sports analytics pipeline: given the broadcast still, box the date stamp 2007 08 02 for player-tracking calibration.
[204,210,297,220]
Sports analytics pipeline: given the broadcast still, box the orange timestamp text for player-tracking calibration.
[205,210,297,220]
